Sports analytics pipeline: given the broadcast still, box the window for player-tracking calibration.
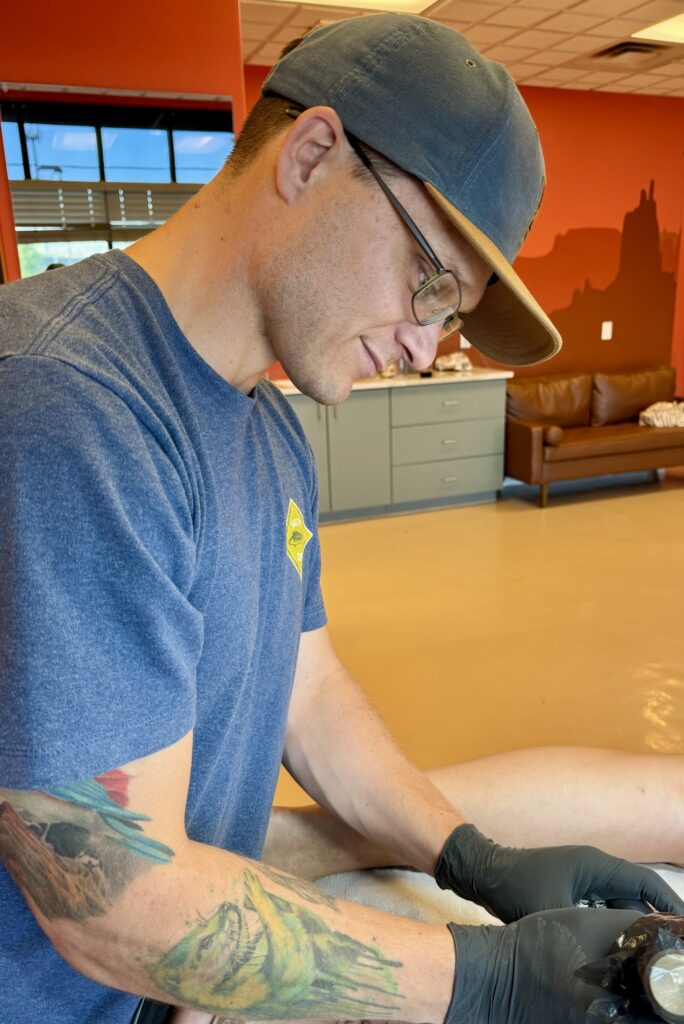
[2,101,235,278]
[102,127,171,183]
[18,238,111,277]
[24,123,99,181]
[1,120,24,179]
[173,130,234,183]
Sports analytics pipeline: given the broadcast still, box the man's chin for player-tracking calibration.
[290,375,354,407]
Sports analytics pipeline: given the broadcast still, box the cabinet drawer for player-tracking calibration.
[391,381,505,427]
[392,454,503,503]
[392,417,504,466]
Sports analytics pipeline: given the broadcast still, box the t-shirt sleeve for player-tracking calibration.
[0,356,203,788]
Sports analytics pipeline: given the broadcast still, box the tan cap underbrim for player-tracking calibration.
[425,182,562,367]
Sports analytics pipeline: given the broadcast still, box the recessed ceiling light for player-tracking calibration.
[632,13,684,44]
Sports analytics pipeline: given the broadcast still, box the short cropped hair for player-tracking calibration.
[224,37,402,184]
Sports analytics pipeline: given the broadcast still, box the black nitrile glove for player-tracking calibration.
[436,823,684,924]
[446,907,658,1024]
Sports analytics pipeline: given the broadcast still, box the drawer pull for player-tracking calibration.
[442,399,460,407]
[441,439,459,446]
[442,475,459,483]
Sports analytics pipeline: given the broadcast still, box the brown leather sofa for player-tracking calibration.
[505,366,684,506]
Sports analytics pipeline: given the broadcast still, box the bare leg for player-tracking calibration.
[263,748,684,879]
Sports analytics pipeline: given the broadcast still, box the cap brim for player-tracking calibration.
[425,182,562,367]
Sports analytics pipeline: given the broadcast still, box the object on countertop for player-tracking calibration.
[434,352,473,372]
[577,913,684,1023]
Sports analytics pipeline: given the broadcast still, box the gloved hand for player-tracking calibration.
[435,823,684,924]
[446,907,657,1024]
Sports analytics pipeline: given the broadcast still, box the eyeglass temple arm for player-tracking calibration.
[345,131,446,273]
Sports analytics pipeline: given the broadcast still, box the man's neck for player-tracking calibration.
[125,174,274,394]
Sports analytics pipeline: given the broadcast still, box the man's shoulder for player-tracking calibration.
[0,254,117,363]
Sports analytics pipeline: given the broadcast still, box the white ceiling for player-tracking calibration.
[241,0,684,94]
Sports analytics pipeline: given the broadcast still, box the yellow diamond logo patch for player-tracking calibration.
[286,498,313,580]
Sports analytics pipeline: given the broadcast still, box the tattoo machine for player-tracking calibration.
[576,914,684,1023]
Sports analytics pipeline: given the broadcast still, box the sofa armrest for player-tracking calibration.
[505,417,546,484]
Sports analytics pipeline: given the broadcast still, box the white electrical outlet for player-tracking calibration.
[459,334,472,349]
[601,320,613,341]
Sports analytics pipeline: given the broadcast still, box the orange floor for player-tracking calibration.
[275,471,684,806]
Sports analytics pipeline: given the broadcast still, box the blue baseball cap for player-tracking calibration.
[262,14,562,366]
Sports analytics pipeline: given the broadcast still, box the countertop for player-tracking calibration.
[273,367,514,396]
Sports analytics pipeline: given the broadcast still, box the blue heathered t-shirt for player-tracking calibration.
[0,250,327,1023]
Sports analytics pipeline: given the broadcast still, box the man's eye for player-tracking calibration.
[417,269,429,288]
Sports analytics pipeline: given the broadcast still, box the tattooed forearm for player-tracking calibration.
[0,774,173,921]
[148,870,405,1019]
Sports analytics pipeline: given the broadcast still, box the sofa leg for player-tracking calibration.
[539,483,549,508]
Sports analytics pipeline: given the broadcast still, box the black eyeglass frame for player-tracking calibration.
[285,104,464,335]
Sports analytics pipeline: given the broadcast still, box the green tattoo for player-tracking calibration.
[148,869,405,1018]
[0,773,173,921]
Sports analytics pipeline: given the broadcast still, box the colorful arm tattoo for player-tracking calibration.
[148,870,405,1019]
[0,772,173,921]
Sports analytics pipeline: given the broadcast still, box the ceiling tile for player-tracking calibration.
[536,10,608,29]
[483,5,552,26]
[634,81,681,90]
[571,0,648,15]
[547,33,603,50]
[506,26,571,44]
[287,8,328,26]
[534,64,591,77]
[623,70,668,83]
[522,46,577,61]
[481,42,540,57]
[507,59,552,73]
[585,16,652,34]
[242,20,276,41]
[240,1,295,24]
[595,79,639,87]
[432,0,503,22]
[432,15,474,29]
[577,68,632,79]
[646,59,684,73]
[622,0,684,19]
[270,25,310,42]
[517,0,581,12]
[465,23,518,43]
[529,69,586,81]
[291,5,357,19]
[253,40,291,60]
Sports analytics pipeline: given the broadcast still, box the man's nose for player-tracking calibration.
[396,320,443,371]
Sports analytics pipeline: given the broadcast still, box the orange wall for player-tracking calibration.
[0,2,246,120]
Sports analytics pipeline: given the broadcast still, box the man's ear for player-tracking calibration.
[275,107,347,203]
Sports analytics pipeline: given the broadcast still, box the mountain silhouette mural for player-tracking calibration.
[467,182,678,377]
[550,181,675,371]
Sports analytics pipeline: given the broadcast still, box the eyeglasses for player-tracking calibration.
[285,106,463,341]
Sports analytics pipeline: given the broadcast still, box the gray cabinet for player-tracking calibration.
[328,390,390,511]
[285,375,508,520]
[390,379,505,504]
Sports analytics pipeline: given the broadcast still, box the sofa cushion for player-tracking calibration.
[507,373,592,427]
[591,367,676,426]
[543,422,684,462]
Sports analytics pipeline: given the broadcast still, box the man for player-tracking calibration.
[0,14,682,1024]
